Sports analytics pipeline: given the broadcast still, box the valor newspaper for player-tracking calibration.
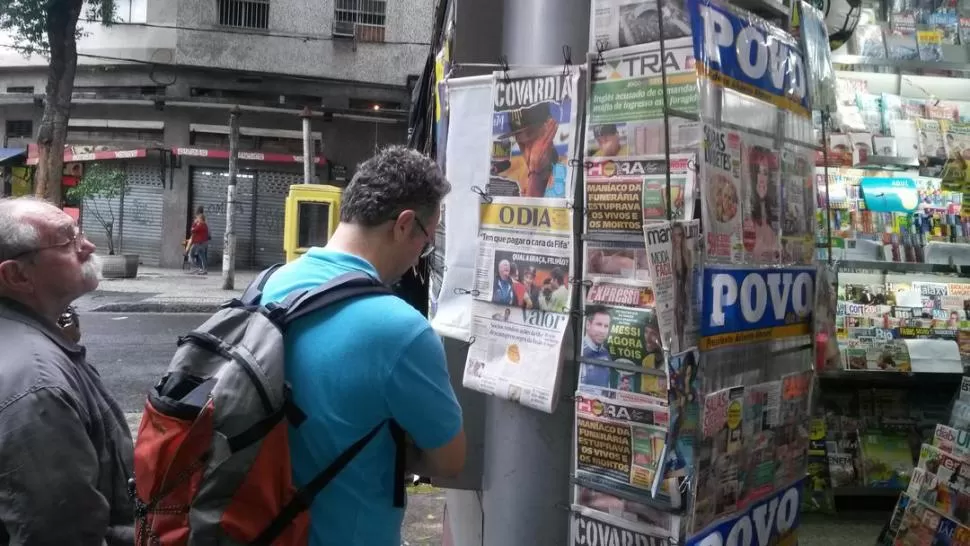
[488,67,581,200]
[463,196,573,413]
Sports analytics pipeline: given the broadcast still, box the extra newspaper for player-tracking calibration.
[462,196,573,413]
[488,67,581,200]
[587,38,698,159]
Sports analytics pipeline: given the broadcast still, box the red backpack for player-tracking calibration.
[131,266,406,545]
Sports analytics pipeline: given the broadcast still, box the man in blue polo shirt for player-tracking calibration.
[261,146,465,546]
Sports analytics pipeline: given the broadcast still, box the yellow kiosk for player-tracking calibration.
[282,184,343,263]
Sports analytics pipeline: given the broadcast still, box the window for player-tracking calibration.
[86,0,147,24]
[334,0,386,43]
[218,0,270,30]
[6,120,33,139]
[297,202,332,248]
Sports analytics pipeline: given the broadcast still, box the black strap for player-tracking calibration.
[281,272,392,326]
[389,421,406,508]
[251,420,392,546]
[239,264,284,307]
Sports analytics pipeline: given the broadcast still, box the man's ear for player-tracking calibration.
[392,210,416,240]
[0,260,32,295]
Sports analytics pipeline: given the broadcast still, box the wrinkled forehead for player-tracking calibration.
[21,205,75,241]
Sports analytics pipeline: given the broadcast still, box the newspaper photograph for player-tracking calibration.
[587,39,699,158]
[585,240,651,282]
[643,220,701,355]
[574,486,681,541]
[780,144,817,264]
[570,505,674,546]
[574,393,681,507]
[663,348,700,478]
[488,67,581,199]
[584,155,696,237]
[472,196,572,313]
[589,0,691,52]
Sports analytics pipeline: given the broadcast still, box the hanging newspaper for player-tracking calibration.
[570,503,675,546]
[463,196,573,413]
[663,348,700,478]
[643,220,701,355]
[574,486,681,543]
[487,66,581,200]
[584,155,696,236]
[587,38,699,159]
[589,0,691,52]
[686,479,805,546]
[579,277,667,403]
[574,393,682,508]
[700,124,784,265]
[780,144,818,264]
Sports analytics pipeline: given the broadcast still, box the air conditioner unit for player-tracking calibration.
[333,20,355,38]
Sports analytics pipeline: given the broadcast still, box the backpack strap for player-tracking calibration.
[280,271,392,326]
[251,419,407,546]
[237,263,285,307]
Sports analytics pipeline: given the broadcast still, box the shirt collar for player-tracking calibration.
[0,297,85,357]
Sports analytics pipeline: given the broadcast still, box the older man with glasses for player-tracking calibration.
[0,196,135,545]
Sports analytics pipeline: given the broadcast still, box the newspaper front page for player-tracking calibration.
[584,155,696,237]
[488,67,581,200]
[462,196,573,413]
[589,0,691,52]
[571,502,675,546]
[587,38,699,158]
[574,392,682,508]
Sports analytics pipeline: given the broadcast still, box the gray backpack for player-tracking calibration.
[131,265,405,546]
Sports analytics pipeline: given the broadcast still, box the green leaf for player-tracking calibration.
[66,163,127,201]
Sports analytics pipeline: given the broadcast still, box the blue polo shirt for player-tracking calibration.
[260,248,463,546]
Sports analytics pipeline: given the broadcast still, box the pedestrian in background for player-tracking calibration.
[260,146,466,546]
[188,206,210,275]
[0,196,134,545]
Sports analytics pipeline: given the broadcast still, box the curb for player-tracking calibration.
[91,302,225,314]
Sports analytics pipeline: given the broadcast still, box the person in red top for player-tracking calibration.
[188,207,210,275]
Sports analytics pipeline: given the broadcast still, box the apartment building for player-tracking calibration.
[0,0,432,268]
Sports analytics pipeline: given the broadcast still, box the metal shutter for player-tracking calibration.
[81,194,121,255]
[191,168,255,270]
[253,170,300,268]
[120,163,164,265]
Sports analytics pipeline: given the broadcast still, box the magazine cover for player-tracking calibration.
[587,39,698,158]
[589,0,691,51]
[701,123,743,264]
[488,67,581,199]
[643,220,700,354]
[741,132,782,264]
[663,348,700,479]
[574,393,681,507]
[584,155,695,236]
[780,145,817,264]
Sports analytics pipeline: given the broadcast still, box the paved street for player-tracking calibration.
[80,311,445,545]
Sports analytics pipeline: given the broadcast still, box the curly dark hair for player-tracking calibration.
[339,146,452,227]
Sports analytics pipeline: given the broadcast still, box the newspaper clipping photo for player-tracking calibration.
[589,0,691,51]
[463,196,573,413]
[585,240,652,282]
[643,220,700,355]
[587,38,698,158]
[584,155,696,237]
[488,67,581,199]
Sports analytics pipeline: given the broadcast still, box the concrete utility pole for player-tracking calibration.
[222,106,241,290]
[301,106,314,184]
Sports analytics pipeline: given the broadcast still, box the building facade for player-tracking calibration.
[0,0,431,268]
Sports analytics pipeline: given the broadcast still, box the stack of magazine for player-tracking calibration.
[882,377,970,544]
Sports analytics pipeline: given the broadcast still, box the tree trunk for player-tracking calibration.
[33,0,84,206]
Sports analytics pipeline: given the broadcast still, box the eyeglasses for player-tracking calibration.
[413,216,435,259]
[6,227,87,262]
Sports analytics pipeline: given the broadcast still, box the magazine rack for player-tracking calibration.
[568,0,831,543]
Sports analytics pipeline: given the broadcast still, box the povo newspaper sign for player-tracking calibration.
[687,480,803,546]
[701,267,815,349]
[688,0,809,116]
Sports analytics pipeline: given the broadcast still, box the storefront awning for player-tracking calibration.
[171,147,326,165]
[0,147,26,165]
[25,144,147,165]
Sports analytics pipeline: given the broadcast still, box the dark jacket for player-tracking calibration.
[0,298,135,546]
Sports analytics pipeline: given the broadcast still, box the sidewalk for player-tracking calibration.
[81,266,258,313]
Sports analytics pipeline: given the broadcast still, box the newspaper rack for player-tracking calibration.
[570,0,831,544]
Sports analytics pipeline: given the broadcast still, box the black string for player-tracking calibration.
[470,185,493,203]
